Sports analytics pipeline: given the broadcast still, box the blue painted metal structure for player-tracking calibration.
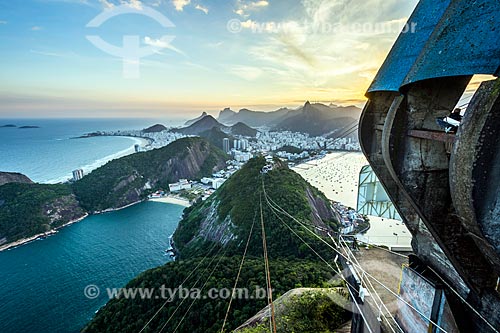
[358,0,500,331]
[367,0,451,94]
[368,0,500,94]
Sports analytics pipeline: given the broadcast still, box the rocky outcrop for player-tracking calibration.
[43,194,87,227]
[0,172,33,186]
[142,124,168,133]
[173,156,340,258]
[184,112,208,126]
[72,137,228,212]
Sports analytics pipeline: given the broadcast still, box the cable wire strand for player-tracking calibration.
[138,240,221,333]
[262,178,449,333]
[260,194,277,333]
[220,211,257,333]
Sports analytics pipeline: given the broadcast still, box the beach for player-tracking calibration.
[293,152,412,247]
[149,196,191,207]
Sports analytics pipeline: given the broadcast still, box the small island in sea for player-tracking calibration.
[0,124,17,128]
[18,125,40,129]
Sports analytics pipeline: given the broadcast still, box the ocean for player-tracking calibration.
[0,201,185,333]
[0,118,177,183]
[0,118,187,332]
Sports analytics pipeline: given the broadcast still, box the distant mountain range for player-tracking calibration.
[218,107,291,127]
[179,102,361,138]
[142,124,168,133]
[215,102,361,137]
[173,115,257,137]
[184,111,208,126]
[275,102,360,137]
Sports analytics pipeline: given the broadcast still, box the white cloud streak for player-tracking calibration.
[229,0,418,101]
[144,36,186,56]
[195,4,208,14]
[234,0,269,17]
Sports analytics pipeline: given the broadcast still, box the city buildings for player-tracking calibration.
[168,179,192,192]
[223,138,230,153]
[72,169,84,181]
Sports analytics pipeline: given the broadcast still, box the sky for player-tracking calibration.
[0,0,420,118]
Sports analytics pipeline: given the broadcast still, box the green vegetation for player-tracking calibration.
[277,145,304,154]
[84,156,348,332]
[199,127,234,150]
[83,257,342,333]
[0,183,80,242]
[174,157,339,259]
[72,137,228,212]
[230,122,258,137]
[0,137,228,244]
[239,290,350,333]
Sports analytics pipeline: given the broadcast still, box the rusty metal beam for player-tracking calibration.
[407,129,456,144]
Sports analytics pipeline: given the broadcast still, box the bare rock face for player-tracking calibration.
[43,194,87,226]
[0,172,33,186]
[73,137,228,212]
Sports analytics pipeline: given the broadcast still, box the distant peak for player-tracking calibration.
[304,101,311,106]
[143,124,167,133]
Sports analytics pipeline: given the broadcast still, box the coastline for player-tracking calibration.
[46,136,151,184]
[94,200,143,214]
[293,151,412,247]
[0,196,191,253]
[0,200,144,253]
[0,213,89,252]
[149,196,191,207]
[77,133,154,146]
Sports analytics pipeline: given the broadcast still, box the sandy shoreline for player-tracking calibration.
[0,213,89,252]
[149,196,191,207]
[96,200,143,214]
[293,151,412,247]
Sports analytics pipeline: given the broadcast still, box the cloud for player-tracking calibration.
[234,0,269,17]
[195,4,208,14]
[231,0,418,102]
[122,0,143,10]
[97,0,143,9]
[172,0,190,11]
[99,0,114,8]
[31,26,43,31]
[0,21,7,25]
[144,36,186,55]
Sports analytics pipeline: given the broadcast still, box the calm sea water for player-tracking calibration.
[0,201,185,333]
[0,118,172,183]
[0,118,188,332]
